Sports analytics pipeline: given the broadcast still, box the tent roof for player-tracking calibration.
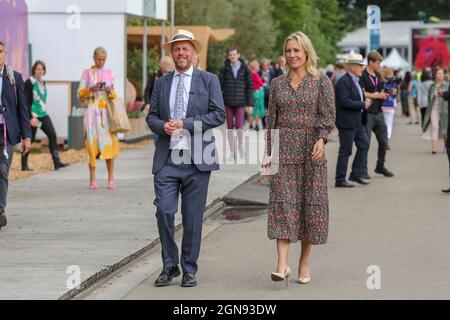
[338,21,450,49]
[381,48,410,69]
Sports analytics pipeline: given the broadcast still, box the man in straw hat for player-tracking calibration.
[147,30,225,287]
[335,53,372,188]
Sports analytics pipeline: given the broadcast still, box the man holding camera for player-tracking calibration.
[359,51,394,179]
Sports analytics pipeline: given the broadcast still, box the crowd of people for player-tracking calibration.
[0,28,449,290]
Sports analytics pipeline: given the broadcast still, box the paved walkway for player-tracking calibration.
[83,115,450,300]
[0,125,262,299]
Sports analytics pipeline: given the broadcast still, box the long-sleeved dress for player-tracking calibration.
[422,81,449,141]
[266,73,335,244]
[78,66,120,167]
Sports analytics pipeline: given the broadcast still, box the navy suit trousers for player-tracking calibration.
[336,126,370,183]
[153,150,211,274]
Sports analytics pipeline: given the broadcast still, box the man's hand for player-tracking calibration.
[364,98,373,109]
[377,91,389,100]
[22,138,32,155]
[163,120,184,136]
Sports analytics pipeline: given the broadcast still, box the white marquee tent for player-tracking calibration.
[381,48,411,70]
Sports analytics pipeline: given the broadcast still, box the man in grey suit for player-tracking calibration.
[147,30,226,287]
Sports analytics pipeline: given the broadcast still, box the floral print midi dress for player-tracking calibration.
[266,73,335,244]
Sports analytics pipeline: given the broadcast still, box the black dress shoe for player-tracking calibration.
[374,167,394,177]
[154,266,180,287]
[335,181,354,188]
[181,272,197,287]
[54,162,69,171]
[362,173,371,180]
[349,176,370,185]
[442,188,450,193]
[0,214,7,229]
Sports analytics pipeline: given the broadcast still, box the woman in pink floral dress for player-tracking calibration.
[78,47,120,190]
[262,32,335,286]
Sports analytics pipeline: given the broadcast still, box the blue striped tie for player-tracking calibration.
[173,73,185,120]
[171,73,186,149]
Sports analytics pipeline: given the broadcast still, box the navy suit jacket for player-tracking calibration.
[443,84,450,133]
[1,68,31,144]
[335,72,366,129]
[147,68,226,174]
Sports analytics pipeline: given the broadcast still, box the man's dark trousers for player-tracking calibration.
[365,112,389,172]
[336,125,370,183]
[447,128,450,179]
[0,126,13,214]
[154,150,211,274]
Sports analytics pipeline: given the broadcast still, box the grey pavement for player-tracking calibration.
[83,115,450,300]
[0,125,262,299]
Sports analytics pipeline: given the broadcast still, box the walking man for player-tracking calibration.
[147,30,225,287]
[0,40,32,230]
[335,53,372,187]
[218,47,253,160]
[359,51,394,178]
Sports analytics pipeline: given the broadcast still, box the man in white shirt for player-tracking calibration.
[147,30,225,287]
[0,40,32,230]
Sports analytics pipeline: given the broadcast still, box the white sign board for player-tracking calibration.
[367,5,381,30]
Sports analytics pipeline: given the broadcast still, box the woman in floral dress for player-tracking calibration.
[262,32,335,285]
[78,47,120,190]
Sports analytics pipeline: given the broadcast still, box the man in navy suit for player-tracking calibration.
[335,53,372,188]
[441,84,450,193]
[147,30,225,287]
[0,41,32,230]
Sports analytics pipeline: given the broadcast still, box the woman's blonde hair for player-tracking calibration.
[283,31,319,79]
[380,67,393,80]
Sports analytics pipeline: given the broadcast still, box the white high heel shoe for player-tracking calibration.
[298,267,311,284]
[298,276,311,284]
[271,266,292,287]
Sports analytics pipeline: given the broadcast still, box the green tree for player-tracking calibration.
[173,0,233,28]
[339,0,450,31]
[272,0,344,66]
[174,0,278,72]
[170,0,234,73]
[127,47,160,99]
[228,0,279,61]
